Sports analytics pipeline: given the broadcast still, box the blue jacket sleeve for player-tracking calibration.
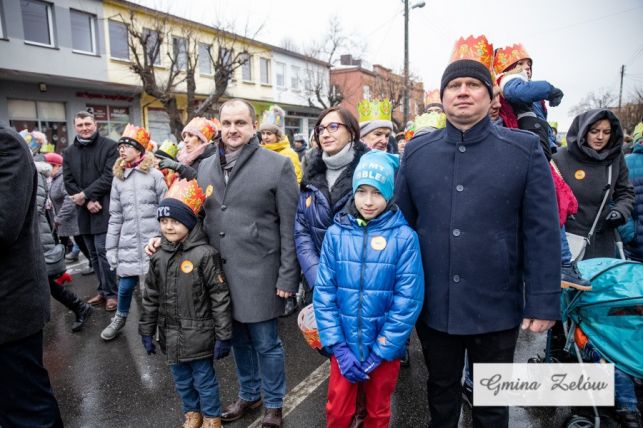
[294,192,320,287]
[313,229,344,348]
[521,138,562,321]
[502,75,553,105]
[371,230,425,361]
[394,155,418,229]
[618,217,635,244]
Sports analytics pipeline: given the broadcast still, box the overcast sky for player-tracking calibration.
[132,0,643,132]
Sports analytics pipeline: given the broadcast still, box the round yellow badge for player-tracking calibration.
[371,236,387,251]
[205,185,214,197]
[574,170,586,180]
[305,195,312,208]
[181,260,194,273]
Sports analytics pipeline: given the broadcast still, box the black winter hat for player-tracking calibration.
[440,59,493,100]
[157,198,197,231]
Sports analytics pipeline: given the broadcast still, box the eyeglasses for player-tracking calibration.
[315,122,346,135]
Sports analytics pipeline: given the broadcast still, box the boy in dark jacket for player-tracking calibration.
[314,151,424,427]
[139,179,232,428]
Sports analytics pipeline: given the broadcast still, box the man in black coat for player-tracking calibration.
[63,111,119,310]
[395,60,561,427]
[0,126,63,427]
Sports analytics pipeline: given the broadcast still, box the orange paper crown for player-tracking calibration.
[493,43,531,76]
[182,117,217,144]
[449,35,494,71]
[424,89,441,108]
[210,117,222,132]
[120,124,152,151]
[164,179,207,215]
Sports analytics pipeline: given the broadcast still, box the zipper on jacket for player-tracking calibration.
[357,223,368,361]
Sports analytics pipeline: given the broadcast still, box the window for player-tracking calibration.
[260,57,270,85]
[172,36,187,70]
[0,1,6,38]
[198,42,212,75]
[363,85,370,100]
[291,65,300,90]
[275,62,285,88]
[108,19,129,60]
[147,108,173,143]
[21,0,54,47]
[143,28,161,65]
[240,53,252,81]
[70,9,96,54]
[8,99,68,152]
[87,105,130,141]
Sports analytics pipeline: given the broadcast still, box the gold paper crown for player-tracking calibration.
[633,122,643,141]
[449,35,494,71]
[357,99,392,123]
[157,140,179,159]
[493,43,531,76]
[415,112,447,131]
[120,124,152,151]
[548,121,559,131]
[183,117,217,143]
[424,89,441,107]
[164,179,207,215]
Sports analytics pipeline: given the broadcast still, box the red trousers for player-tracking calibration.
[326,356,400,428]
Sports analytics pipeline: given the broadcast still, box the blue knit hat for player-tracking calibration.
[157,198,197,231]
[352,151,400,202]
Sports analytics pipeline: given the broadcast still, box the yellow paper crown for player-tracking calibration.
[633,122,643,142]
[493,43,531,76]
[157,140,179,159]
[424,89,441,107]
[120,124,152,151]
[449,35,494,71]
[164,179,207,215]
[357,99,392,123]
[548,121,559,131]
[415,112,446,131]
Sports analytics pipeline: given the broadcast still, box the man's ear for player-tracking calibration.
[252,121,258,130]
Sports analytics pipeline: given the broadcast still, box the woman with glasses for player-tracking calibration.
[294,107,367,302]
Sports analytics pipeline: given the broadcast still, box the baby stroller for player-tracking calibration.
[532,258,643,428]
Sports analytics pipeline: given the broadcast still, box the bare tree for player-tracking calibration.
[613,87,643,133]
[569,89,617,118]
[111,11,262,140]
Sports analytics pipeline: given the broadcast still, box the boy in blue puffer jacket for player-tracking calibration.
[313,151,424,427]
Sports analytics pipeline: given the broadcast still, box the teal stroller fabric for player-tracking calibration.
[566,258,643,379]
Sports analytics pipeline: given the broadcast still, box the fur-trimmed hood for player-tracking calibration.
[113,152,156,180]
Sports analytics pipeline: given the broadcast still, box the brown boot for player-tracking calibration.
[182,411,202,428]
[261,408,283,428]
[200,416,221,428]
[221,398,262,422]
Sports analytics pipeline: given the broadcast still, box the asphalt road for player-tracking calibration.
[42,261,611,428]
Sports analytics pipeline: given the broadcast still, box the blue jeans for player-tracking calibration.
[83,233,117,298]
[615,368,638,411]
[116,276,139,317]
[560,226,572,266]
[231,319,286,408]
[170,358,221,417]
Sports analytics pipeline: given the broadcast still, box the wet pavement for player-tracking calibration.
[43,260,603,427]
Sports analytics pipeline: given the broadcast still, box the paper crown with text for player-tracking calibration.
[424,89,442,109]
[164,179,207,215]
[357,99,392,123]
[493,43,531,76]
[182,117,217,144]
[119,124,152,152]
[449,34,494,72]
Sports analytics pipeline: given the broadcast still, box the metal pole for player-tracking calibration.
[618,64,625,109]
[403,0,409,126]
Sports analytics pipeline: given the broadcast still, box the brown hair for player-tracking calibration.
[314,106,360,144]
[220,98,257,123]
[74,110,95,122]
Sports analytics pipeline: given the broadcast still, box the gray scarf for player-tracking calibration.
[222,146,243,183]
[323,142,354,190]
[76,132,97,146]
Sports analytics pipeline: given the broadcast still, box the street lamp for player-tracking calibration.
[403,0,425,125]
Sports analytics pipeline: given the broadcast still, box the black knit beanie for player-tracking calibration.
[157,198,197,231]
[440,59,493,100]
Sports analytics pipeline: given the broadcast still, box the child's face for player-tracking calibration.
[118,144,141,163]
[354,184,387,221]
[160,217,190,243]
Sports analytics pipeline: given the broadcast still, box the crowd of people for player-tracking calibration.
[1,33,642,428]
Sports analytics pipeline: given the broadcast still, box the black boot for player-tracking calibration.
[615,408,642,428]
[72,303,92,332]
[49,277,92,332]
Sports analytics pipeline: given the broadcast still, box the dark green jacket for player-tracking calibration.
[139,222,232,364]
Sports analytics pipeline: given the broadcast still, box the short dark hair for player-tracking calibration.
[314,106,360,144]
[74,111,95,122]
[220,98,257,123]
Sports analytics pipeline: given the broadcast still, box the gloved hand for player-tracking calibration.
[141,335,156,355]
[332,343,368,383]
[360,352,382,375]
[159,158,184,173]
[213,339,232,360]
[604,210,626,227]
[106,250,118,271]
[547,87,564,107]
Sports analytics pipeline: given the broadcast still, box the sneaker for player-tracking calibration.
[100,315,126,340]
[561,262,592,290]
[462,383,473,408]
[80,265,94,276]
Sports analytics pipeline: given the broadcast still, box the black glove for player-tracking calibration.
[159,158,184,173]
[604,210,626,228]
[213,339,232,360]
[547,87,564,107]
